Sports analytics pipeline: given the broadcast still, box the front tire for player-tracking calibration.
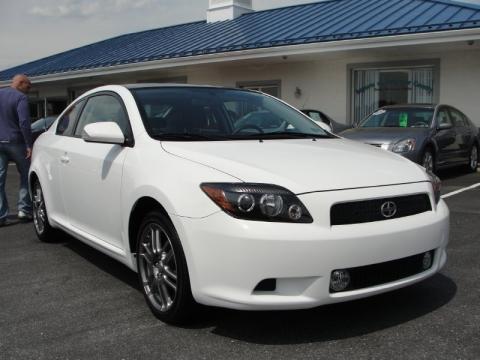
[467,144,478,173]
[136,210,196,324]
[32,180,58,242]
[422,149,435,174]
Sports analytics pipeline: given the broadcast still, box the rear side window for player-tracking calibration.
[56,100,85,136]
[74,95,129,137]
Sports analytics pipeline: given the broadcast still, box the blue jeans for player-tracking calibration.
[0,143,32,221]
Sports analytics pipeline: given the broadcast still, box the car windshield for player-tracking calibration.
[360,108,434,128]
[31,116,56,132]
[130,87,331,141]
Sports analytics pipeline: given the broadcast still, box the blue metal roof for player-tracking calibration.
[2,0,480,81]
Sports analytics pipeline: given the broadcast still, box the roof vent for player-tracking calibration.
[207,0,253,23]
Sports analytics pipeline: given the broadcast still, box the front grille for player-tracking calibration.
[330,251,435,293]
[331,194,431,226]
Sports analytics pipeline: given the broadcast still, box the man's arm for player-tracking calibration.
[17,95,33,155]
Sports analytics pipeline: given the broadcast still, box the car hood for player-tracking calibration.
[340,127,431,145]
[161,139,428,194]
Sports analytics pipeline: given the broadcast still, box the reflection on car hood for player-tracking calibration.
[340,127,431,145]
[161,139,428,193]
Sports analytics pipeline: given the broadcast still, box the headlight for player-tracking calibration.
[392,138,416,153]
[200,183,313,223]
[427,172,441,204]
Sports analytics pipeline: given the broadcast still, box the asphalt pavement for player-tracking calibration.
[0,166,479,360]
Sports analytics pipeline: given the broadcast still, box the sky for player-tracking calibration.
[0,0,479,71]
[0,0,315,71]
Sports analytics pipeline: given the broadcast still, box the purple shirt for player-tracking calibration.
[0,87,33,147]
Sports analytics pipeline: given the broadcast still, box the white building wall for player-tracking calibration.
[183,48,480,125]
[33,47,480,126]
[439,51,480,124]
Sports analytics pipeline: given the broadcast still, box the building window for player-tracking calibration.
[237,80,281,98]
[350,62,438,125]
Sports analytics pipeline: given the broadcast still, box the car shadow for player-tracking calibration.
[59,234,456,345]
[61,234,140,291]
[437,167,477,181]
[195,274,457,344]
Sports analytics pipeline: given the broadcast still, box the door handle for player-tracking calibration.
[60,155,70,164]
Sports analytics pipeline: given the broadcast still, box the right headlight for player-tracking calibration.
[427,172,442,204]
[200,183,313,223]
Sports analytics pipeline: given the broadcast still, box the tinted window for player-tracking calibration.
[360,108,433,128]
[56,100,84,136]
[74,95,129,137]
[449,108,467,127]
[436,108,452,127]
[131,87,329,140]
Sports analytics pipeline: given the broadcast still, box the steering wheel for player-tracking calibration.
[412,121,428,127]
[233,124,264,134]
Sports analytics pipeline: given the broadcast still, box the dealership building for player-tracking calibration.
[1,0,480,125]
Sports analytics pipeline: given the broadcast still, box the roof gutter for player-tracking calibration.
[2,27,480,86]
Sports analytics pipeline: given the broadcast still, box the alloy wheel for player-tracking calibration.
[32,183,47,235]
[423,151,434,174]
[470,146,478,171]
[138,223,178,312]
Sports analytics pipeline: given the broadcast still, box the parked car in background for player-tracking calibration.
[341,105,479,174]
[31,116,57,143]
[30,85,449,324]
[301,109,351,134]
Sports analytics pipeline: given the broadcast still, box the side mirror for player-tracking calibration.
[437,123,453,131]
[82,122,125,145]
[314,120,332,133]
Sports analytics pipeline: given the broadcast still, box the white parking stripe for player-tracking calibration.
[441,183,480,199]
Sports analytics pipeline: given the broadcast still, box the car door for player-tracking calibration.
[58,93,133,250]
[43,99,86,223]
[448,107,474,162]
[433,106,460,166]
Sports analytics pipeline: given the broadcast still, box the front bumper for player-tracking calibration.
[173,182,449,310]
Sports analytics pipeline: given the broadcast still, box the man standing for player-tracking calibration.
[0,74,33,226]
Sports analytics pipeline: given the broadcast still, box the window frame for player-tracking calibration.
[71,91,135,147]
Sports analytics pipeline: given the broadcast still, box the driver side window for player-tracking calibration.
[436,108,452,127]
[74,95,129,137]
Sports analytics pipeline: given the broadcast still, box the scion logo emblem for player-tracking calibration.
[381,201,397,218]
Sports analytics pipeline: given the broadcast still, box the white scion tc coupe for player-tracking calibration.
[30,84,449,324]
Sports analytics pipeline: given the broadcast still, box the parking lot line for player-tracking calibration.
[441,183,480,199]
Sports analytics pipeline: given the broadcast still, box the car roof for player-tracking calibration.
[380,104,437,110]
[123,83,248,92]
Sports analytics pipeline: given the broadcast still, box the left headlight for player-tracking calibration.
[200,183,313,223]
[392,138,416,153]
[427,172,442,204]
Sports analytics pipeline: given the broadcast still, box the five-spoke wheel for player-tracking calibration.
[32,180,57,242]
[136,211,195,324]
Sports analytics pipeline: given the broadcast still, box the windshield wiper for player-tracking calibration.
[151,133,222,141]
[236,132,333,139]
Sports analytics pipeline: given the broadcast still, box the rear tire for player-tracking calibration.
[467,144,478,173]
[32,180,59,242]
[136,210,196,324]
[422,149,435,174]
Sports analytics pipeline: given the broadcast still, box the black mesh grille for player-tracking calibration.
[331,194,431,226]
[330,251,435,293]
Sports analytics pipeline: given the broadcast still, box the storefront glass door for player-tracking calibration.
[352,66,435,124]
